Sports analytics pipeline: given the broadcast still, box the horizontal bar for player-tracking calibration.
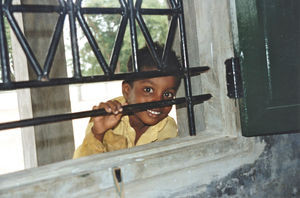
[139,8,180,15]
[0,94,212,131]
[80,7,123,15]
[9,5,179,15]
[10,5,63,13]
[0,66,209,90]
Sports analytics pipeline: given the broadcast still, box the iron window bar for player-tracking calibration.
[0,67,209,90]
[0,0,211,136]
[0,94,212,131]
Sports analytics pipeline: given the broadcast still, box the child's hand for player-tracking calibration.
[91,100,126,142]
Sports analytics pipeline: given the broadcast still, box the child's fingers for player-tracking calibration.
[96,102,112,113]
[106,100,123,114]
[92,101,124,134]
[93,100,123,115]
[114,100,123,111]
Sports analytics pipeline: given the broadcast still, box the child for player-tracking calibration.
[73,44,181,159]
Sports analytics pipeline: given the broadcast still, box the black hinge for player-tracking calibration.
[225,57,243,99]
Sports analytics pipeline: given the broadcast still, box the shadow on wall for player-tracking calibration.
[173,133,300,198]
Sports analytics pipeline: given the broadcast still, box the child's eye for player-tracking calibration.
[163,92,174,99]
[144,87,153,93]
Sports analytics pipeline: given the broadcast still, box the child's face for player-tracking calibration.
[122,75,178,126]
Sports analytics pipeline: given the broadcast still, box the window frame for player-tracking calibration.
[0,0,209,136]
[0,0,260,196]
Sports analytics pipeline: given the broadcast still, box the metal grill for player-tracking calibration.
[0,0,211,135]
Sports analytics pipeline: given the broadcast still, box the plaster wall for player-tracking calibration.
[192,135,300,198]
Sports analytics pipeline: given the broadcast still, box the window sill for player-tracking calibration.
[0,130,263,197]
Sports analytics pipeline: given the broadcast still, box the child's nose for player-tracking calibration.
[150,93,163,102]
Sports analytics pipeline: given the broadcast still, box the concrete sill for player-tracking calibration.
[0,130,262,197]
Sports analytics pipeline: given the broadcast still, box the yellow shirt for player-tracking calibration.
[73,97,178,159]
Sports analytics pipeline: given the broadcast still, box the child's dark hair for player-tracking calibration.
[126,43,182,89]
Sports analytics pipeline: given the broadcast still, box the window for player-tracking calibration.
[0,0,212,169]
[0,0,269,197]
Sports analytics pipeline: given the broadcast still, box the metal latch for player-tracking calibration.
[225,57,243,99]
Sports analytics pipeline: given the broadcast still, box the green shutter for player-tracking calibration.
[235,0,300,136]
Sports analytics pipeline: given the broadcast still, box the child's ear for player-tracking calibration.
[122,81,131,101]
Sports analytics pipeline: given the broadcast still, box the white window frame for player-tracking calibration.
[0,1,266,197]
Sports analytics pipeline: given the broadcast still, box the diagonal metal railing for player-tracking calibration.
[0,0,211,135]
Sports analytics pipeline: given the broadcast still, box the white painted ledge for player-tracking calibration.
[0,131,264,197]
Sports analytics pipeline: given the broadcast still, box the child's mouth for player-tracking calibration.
[147,109,161,116]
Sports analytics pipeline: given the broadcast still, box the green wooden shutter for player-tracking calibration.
[235,0,300,136]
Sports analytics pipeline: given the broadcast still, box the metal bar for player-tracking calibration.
[58,0,65,9]
[0,1,11,84]
[136,0,162,69]
[68,0,81,78]
[0,1,212,137]
[0,66,209,90]
[128,0,138,72]
[162,0,178,68]
[8,5,178,15]
[76,5,111,76]
[139,8,179,15]
[4,0,11,6]
[178,0,196,136]
[0,94,212,131]
[42,10,66,78]
[4,5,43,78]
[76,0,83,5]
[169,0,177,8]
[110,0,128,73]
[80,7,123,15]
[162,15,178,69]
[10,5,62,13]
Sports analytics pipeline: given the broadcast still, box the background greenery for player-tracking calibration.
[67,0,169,76]
[1,0,169,80]
[0,18,14,81]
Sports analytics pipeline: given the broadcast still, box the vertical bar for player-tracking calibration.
[169,0,177,8]
[0,1,11,83]
[128,0,138,72]
[43,12,66,78]
[178,0,196,136]
[76,5,111,76]
[68,0,81,78]
[5,6,43,78]
[162,15,178,69]
[135,0,162,69]
[4,0,11,6]
[162,0,178,68]
[110,0,128,73]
